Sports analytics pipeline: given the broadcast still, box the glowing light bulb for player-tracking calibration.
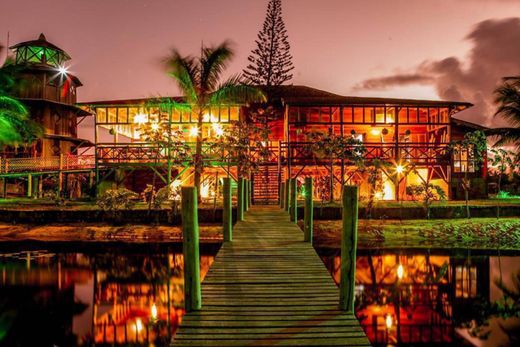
[135,318,143,332]
[151,303,158,320]
[151,122,159,132]
[189,126,199,137]
[134,113,148,125]
[57,65,68,75]
[385,314,393,329]
[370,128,381,136]
[396,165,404,174]
[212,123,224,137]
[374,192,383,200]
[397,264,404,280]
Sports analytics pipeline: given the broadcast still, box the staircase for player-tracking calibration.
[253,165,279,204]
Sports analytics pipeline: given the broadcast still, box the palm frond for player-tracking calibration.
[494,83,520,127]
[485,127,520,148]
[165,50,199,104]
[210,75,266,105]
[200,41,234,93]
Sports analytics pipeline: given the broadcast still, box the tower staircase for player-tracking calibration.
[252,165,279,204]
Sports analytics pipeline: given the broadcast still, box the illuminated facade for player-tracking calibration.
[81,86,487,202]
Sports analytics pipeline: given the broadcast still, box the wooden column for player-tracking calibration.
[284,178,290,212]
[244,179,249,212]
[280,182,286,209]
[58,154,64,196]
[304,177,313,243]
[289,178,297,223]
[27,174,32,198]
[181,186,201,311]
[339,185,359,312]
[237,178,245,221]
[248,180,252,207]
[222,178,232,242]
[32,176,39,199]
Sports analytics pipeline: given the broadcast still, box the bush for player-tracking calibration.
[97,188,138,212]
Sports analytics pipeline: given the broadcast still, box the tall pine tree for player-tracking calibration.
[243,0,294,86]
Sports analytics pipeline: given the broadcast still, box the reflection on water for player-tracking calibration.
[0,246,218,347]
[318,248,520,346]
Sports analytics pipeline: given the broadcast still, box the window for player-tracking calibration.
[453,146,475,173]
[96,108,107,123]
[455,265,477,298]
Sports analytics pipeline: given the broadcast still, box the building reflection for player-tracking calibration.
[318,249,509,346]
[0,249,216,346]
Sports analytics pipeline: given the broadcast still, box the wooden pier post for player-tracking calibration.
[289,178,297,223]
[284,178,290,212]
[340,185,359,312]
[222,178,232,242]
[27,174,32,198]
[181,186,201,312]
[244,179,249,212]
[304,177,313,243]
[237,177,245,221]
[280,182,286,209]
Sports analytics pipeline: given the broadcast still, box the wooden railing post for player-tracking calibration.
[223,178,232,242]
[289,178,297,223]
[248,179,252,207]
[181,186,201,312]
[58,154,64,196]
[304,177,313,243]
[340,185,359,312]
[284,178,290,212]
[237,177,245,221]
[27,174,32,198]
[280,182,286,209]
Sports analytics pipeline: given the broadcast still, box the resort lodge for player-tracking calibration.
[2,34,487,202]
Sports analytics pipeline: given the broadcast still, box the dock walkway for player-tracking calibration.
[172,206,371,346]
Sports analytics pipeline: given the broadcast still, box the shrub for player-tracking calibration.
[97,188,138,212]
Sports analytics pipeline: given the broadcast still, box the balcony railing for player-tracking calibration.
[0,154,95,174]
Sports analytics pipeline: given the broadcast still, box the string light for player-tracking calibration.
[151,303,158,320]
[134,113,148,125]
[385,314,393,329]
[189,126,199,137]
[397,264,404,280]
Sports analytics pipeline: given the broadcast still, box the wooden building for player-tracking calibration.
[82,85,486,202]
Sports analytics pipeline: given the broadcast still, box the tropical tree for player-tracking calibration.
[243,0,294,85]
[450,130,487,219]
[0,45,42,147]
[165,41,265,201]
[488,76,520,149]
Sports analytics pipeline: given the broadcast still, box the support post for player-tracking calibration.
[27,174,32,198]
[237,177,245,221]
[222,178,232,242]
[58,154,64,197]
[280,182,286,209]
[304,177,313,243]
[244,179,249,212]
[339,185,359,312]
[181,186,201,312]
[289,178,297,222]
[2,178,6,198]
[32,176,39,199]
[284,178,290,212]
[248,179,252,207]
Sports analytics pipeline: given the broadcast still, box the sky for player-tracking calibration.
[1,0,520,132]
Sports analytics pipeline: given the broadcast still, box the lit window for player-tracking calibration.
[453,146,475,173]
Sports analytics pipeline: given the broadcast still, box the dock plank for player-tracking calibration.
[171,206,370,347]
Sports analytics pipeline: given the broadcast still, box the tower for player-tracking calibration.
[8,33,91,158]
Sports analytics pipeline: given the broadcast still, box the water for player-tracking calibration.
[317,248,520,347]
[1,244,519,346]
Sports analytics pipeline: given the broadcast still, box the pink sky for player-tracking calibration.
[1,0,520,128]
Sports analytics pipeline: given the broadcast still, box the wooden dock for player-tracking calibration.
[172,206,371,347]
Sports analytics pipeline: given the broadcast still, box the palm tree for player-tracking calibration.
[0,45,42,146]
[165,41,266,201]
[488,77,520,149]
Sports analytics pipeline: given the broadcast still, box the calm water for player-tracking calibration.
[1,244,519,346]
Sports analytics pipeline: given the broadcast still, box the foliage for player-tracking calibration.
[0,45,43,146]
[242,0,294,86]
[490,76,520,149]
[490,148,520,192]
[211,120,270,178]
[364,159,390,219]
[406,179,447,219]
[165,41,265,200]
[97,188,138,212]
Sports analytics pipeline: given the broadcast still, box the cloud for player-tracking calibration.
[354,17,520,127]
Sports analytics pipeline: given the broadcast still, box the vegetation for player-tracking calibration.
[97,188,138,222]
[165,41,265,201]
[0,45,42,146]
[450,130,487,218]
[488,76,520,149]
[242,0,294,85]
[406,179,447,219]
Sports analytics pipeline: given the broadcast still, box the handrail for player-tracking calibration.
[0,154,95,174]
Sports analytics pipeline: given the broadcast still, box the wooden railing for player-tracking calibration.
[0,154,95,174]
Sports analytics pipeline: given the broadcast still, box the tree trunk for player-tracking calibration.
[194,110,204,202]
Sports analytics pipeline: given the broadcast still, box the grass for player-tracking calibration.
[311,218,520,250]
